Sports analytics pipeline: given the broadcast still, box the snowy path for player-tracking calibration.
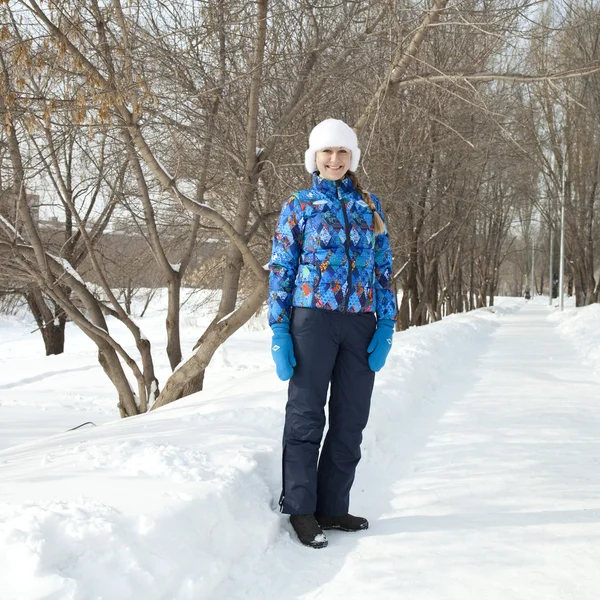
[224,302,600,599]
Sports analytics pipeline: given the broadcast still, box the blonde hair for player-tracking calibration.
[347,171,387,235]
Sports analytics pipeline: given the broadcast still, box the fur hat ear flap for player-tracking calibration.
[305,119,360,173]
[304,148,318,174]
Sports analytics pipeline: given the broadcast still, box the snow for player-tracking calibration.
[549,302,600,373]
[154,157,174,181]
[0,215,25,241]
[148,380,158,409]
[47,253,86,286]
[2,294,600,599]
[217,309,235,325]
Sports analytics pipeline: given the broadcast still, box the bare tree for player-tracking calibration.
[3,0,600,416]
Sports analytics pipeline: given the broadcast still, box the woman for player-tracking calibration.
[268,119,397,548]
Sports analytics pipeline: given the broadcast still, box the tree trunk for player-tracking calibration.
[398,282,410,331]
[97,343,140,418]
[217,0,267,320]
[70,282,142,416]
[152,279,268,410]
[407,252,422,326]
[469,252,475,311]
[166,275,182,370]
[398,274,410,331]
[180,370,206,399]
[455,262,464,313]
[218,247,244,319]
[25,287,66,356]
[585,276,597,305]
[477,280,487,308]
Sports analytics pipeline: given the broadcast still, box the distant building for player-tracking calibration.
[1,189,231,290]
[27,194,41,223]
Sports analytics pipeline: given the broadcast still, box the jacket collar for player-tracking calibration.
[311,172,355,197]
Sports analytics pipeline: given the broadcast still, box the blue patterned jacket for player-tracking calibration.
[268,174,397,325]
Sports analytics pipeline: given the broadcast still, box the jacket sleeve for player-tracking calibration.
[268,193,305,326]
[371,194,397,322]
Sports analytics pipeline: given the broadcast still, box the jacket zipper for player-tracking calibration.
[338,183,352,312]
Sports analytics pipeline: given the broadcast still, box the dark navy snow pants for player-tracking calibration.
[280,307,377,516]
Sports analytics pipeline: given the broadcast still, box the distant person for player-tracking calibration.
[267,119,397,548]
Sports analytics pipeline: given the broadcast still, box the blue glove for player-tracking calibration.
[270,322,296,381]
[367,319,395,372]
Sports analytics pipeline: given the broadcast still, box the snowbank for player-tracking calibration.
[549,302,600,374]
[0,301,521,600]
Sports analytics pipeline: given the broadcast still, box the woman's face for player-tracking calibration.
[315,147,352,181]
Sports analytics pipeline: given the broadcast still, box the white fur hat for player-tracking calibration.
[304,119,360,174]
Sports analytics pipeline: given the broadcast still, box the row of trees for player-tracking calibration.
[1,0,599,416]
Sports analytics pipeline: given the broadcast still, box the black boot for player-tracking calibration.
[289,515,328,549]
[315,513,369,532]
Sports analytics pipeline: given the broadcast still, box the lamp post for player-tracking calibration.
[531,242,535,297]
[558,158,566,311]
[548,153,556,306]
[548,217,553,305]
